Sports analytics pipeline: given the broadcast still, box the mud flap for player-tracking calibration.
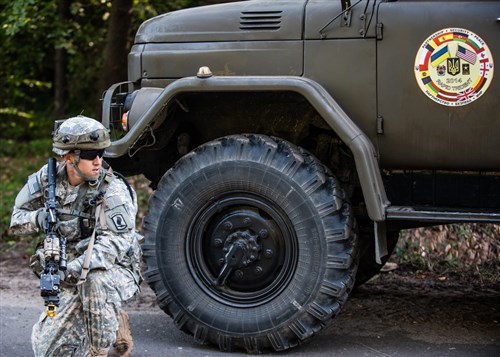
[374,221,388,264]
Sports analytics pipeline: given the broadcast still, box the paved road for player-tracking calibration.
[1,263,499,357]
[1,301,499,357]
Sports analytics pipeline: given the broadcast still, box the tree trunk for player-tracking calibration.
[53,0,70,117]
[97,0,133,119]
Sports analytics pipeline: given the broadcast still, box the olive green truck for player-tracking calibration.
[101,0,499,353]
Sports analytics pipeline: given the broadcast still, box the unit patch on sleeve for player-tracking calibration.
[414,28,494,106]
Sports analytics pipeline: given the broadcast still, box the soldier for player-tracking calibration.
[10,116,142,357]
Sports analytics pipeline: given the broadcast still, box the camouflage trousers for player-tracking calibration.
[32,267,138,357]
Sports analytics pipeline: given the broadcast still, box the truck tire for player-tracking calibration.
[142,134,358,353]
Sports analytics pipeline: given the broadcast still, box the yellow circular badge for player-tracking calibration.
[414,28,494,106]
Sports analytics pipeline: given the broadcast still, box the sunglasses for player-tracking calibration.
[78,149,105,160]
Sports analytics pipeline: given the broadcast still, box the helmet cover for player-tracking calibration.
[52,115,110,155]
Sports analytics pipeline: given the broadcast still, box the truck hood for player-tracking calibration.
[135,0,306,43]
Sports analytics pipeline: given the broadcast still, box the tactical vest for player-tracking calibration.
[50,165,114,242]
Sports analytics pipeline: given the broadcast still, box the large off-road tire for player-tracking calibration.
[142,134,358,353]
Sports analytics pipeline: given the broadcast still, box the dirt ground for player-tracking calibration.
[340,268,500,346]
[1,253,499,348]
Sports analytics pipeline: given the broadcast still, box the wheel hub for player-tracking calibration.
[188,194,297,305]
[211,211,274,288]
[223,229,260,267]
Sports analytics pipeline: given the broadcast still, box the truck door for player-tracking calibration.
[304,0,379,145]
[376,0,499,170]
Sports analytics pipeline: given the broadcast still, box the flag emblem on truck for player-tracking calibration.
[414,28,494,106]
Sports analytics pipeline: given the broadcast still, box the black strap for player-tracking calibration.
[113,171,135,201]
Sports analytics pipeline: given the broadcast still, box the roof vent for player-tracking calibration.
[240,11,282,31]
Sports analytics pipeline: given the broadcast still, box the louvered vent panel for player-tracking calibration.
[240,11,282,30]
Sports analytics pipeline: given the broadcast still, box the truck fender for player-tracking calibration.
[102,74,390,223]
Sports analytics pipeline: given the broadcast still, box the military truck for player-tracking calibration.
[101,0,499,352]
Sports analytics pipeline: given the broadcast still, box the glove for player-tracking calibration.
[65,269,80,285]
[60,268,79,288]
[36,209,48,231]
[29,247,46,278]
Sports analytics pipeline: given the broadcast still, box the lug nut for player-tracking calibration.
[222,222,233,231]
[264,249,274,258]
[259,229,268,238]
[214,238,223,247]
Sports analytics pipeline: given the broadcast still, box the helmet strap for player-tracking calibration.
[70,150,99,185]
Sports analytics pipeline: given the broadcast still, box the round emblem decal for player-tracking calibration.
[414,28,494,106]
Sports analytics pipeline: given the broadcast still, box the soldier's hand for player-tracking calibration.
[65,269,80,285]
[29,248,46,278]
[36,208,48,231]
[60,268,79,287]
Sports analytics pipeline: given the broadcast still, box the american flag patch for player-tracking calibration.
[456,45,476,65]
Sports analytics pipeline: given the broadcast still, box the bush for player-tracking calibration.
[0,138,52,158]
[0,112,55,143]
[0,144,51,253]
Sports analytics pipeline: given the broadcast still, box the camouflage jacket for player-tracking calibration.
[10,161,142,287]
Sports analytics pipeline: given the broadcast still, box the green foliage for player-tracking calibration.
[0,111,54,142]
[0,141,51,247]
[0,0,226,141]
[1,1,57,116]
[0,138,52,157]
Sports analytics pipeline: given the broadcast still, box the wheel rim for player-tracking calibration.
[186,192,298,307]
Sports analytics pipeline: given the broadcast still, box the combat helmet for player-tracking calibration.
[52,115,110,182]
[52,115,110,156]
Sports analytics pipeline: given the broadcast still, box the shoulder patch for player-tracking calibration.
[104,196,133,233]
[110,212,129,231]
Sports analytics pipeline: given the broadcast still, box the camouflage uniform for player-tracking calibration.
[10,116,142,357]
